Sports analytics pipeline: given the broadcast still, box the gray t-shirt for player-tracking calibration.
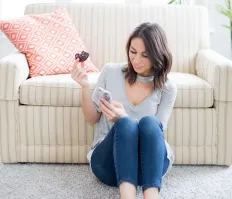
[87,62,177,175]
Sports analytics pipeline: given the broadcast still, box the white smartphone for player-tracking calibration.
[96,87,112,103]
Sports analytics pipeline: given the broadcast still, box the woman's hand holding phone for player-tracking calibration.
[99,99,128,123]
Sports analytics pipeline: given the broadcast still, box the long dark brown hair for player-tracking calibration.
[122,22,172,91]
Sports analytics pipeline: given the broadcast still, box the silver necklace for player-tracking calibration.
[136,75,154,83]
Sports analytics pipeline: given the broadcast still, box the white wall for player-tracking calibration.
[0,35,17,57]
[208,0,231,59]
[0,0,17,57]
[196,0,231,59]
[0,1,232,59]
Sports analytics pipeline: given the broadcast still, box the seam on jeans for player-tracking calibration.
[140,140,145,185]
[143,178,161,190]
[143,183,161,193]
[117,177,137,188]
[114,125,119,183]
[143,182,160,187]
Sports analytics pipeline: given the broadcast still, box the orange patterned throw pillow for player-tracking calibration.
[0,8,99,77]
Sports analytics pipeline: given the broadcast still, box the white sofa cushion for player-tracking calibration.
[170,72,213,108]
[19,72,99,107]
[20,72,213,108]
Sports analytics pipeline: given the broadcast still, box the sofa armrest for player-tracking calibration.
[0,51,29,100]
[196,49,232,102]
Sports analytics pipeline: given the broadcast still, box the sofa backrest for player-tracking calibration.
[25,3,210,74]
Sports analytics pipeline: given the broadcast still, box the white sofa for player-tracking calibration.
[0,3,232,165]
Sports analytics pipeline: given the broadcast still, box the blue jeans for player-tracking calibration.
[91,116,170,192]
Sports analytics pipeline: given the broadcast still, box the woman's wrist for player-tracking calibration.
[82,84,90,90]
[120,114,129,119]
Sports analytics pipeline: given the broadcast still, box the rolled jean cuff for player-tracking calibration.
[143,182,161,193]
[117,177,137,188]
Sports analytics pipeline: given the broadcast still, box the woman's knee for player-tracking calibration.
[139,116,163,138]
[114,116,139,138]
